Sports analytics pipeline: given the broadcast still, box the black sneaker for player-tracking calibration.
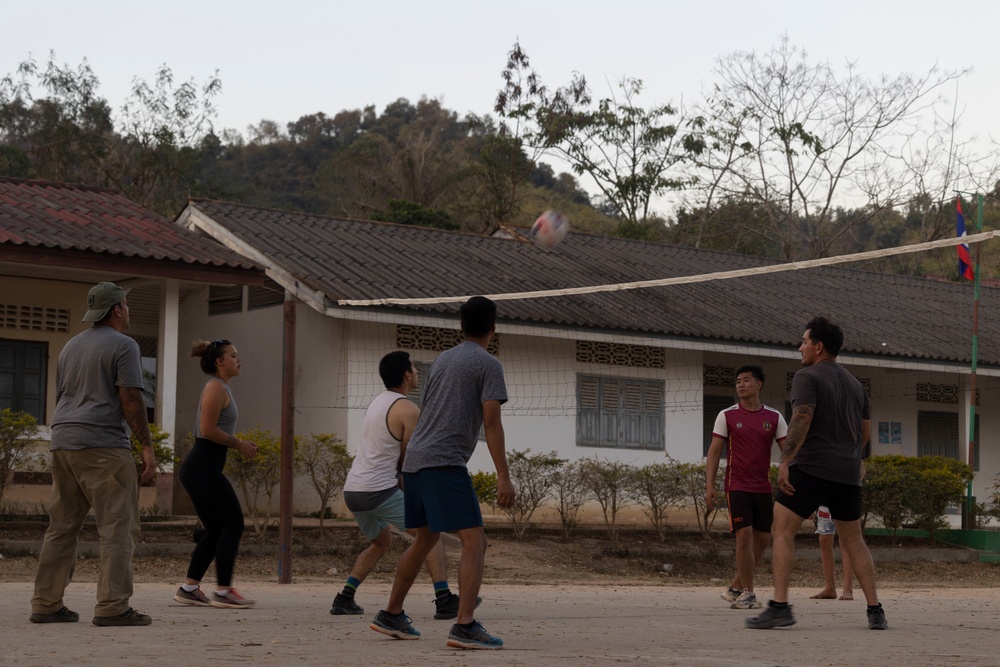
[745,602,796,629]
[867,604,888,630]
[29,607,79,623]
[446,620,504,649]
[331,593,364,615]
[370,610,420,639]
[92,608,152,627]
[433,592,484,620]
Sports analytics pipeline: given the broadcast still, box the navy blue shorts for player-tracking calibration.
[726,490,773,533]
[402,466,483,533]
[775,466,863,522]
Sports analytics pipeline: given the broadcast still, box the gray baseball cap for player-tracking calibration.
[82,282,129,322]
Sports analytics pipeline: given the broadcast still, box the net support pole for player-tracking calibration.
[278,297,296,583]
[965,193,983,529]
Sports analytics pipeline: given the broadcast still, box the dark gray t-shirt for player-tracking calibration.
[402,341,508,472]
[789,360,870,485]
[50,326,144,450]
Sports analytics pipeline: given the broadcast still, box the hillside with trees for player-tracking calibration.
[2,41,999,279]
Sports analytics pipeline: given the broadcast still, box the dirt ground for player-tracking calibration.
[3,519,999,666]
[2,518,998,589]
[2,582,998,666]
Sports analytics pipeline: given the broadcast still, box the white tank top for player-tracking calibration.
[344,390,408,492]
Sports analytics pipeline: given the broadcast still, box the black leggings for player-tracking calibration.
[179,438,244,587]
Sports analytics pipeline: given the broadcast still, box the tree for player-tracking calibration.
[489,41,589,232]
[552,460,591,539]
[0,408,38,502]
[0,53,223,216]
[372,198,458,230]
[295,433,353,535]
[331,97,473,220]
[539,76,704,235]
[667,198,782,257]
[502,449,565,540]
[224,426,283,536]
[908,456,973,543]
[0,53,114,185]
[129,423,176,481]
[471,470,498,509]
[494,42,705,235]
[632,461,685,541]
[580,458,637,540]
[676,461,724,538]
[112,64,222,215]
[693,36,976,260]
[861,455,917,540]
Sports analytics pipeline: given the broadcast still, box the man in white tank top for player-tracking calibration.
[333,352,475,620]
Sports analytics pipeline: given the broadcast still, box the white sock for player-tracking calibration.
[215,588,230,596]
[181,584,199,593]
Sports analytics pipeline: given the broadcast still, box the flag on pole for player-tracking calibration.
[956,199,975,281]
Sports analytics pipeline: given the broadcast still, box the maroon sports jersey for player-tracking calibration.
[712,404,787,493]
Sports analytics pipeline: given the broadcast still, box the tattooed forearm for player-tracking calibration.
[119,386,153,449]
[780,403,814,464]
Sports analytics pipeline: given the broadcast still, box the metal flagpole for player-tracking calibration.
[964,193,983,529]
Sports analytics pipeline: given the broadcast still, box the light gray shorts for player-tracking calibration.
[351,488,406,540]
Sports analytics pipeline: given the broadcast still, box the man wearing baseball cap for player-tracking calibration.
[30,281,156,627]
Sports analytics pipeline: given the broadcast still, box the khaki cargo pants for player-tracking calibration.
[31,448,140,618]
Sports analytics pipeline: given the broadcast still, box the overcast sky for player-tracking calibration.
[4,0,999,217]
[5,0,997,138]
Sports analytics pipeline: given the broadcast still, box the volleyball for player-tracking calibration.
[530,210,570,249]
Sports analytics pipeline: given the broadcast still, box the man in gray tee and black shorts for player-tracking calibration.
[746,317,886,631]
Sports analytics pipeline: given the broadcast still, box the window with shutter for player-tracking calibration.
[576,374,664,450]
[0,339,47,421]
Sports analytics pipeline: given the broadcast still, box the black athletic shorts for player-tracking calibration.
[726,490,773,533]
[775,466,863,522]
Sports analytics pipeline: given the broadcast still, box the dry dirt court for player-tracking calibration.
[2,582,997,666]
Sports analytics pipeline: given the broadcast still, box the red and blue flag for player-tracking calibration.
[956,199,975,281]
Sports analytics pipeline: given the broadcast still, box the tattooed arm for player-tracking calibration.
[776,403,814,496]
[120,385,155,484]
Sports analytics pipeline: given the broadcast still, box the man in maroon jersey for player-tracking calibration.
[706,365,787,610]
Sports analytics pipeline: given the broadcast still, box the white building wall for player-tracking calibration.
[176,287,285,439]
[170,297,1000,512]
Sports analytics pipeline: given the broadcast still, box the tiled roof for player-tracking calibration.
[186,199,1000,367]
[0,178,258,269]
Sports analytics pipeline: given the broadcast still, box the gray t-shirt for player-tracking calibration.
[402,341,508,472]
[789,360,870,485]
[50,326,144,450]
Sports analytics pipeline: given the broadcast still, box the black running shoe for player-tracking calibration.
[745,602,796,629]
[446,620,504,649]
[370,610,420,639]
[433,592,483,620]
[331,593,364,615]
[867,604,888,630]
